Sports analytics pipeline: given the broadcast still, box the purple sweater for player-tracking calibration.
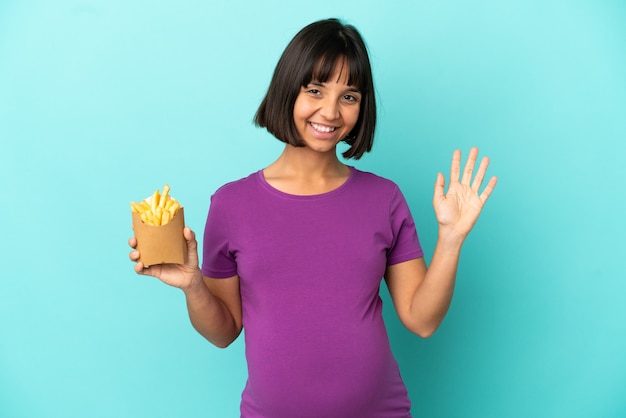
[202,167,423,418]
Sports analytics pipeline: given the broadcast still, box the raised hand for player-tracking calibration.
[433,147,497,239]
[129,226,203,291]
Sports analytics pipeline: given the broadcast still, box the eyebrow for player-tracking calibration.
[307,80,361,93]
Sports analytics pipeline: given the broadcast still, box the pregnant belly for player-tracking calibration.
[241,321,410,418]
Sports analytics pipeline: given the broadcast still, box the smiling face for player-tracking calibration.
[292,62,362,154]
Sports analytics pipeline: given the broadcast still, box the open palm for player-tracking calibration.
[433,148,498,237]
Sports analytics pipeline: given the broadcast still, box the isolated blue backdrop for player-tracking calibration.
[1,1,625,417]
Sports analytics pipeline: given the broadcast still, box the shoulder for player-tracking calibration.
[349,167,412,213]
[214,171,259,196]
[212,171,262,200]
[350,167,401,194]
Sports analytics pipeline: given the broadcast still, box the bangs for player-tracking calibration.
[305,49,367,90]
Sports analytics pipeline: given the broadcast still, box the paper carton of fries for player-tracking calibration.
[131,184,187,266]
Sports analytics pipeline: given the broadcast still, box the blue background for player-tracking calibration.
[1,1,625,417]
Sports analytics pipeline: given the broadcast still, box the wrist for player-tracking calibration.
[436,227,466,252]
[181,270,206,295]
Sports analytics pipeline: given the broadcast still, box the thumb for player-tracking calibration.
[433,172,446,205]
[183,227,200,267]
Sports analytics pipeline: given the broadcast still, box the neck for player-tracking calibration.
[268,145,348,179]
[262,145,351,196]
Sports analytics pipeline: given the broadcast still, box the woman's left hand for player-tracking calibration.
[433,147,498,239]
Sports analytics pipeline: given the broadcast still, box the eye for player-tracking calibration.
[343,94,360,103]
[307,88,321,95]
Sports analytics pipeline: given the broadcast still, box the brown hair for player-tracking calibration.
[254,18,376,160]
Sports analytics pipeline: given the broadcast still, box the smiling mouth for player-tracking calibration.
[310,122,337,133]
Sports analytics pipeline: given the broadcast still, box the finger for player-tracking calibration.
[133,260,148,274]
[183,226,195,242]
[433,172,446,204]
[129,250,140,261]
[134,260,163,277]
[461,147,479,185]
[450,149,461,183]
[128,237,137,248]
[479,176,498,203]
[183,227,200,267]
[471,156,490,192]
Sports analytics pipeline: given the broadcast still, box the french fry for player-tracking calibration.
[161,210,171,225]
[159,184,170,209]
[150,190,159,214]
[131,184,181,226]
[130,201,144,214]
[169,201,180,215]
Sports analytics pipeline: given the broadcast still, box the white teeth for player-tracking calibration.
[310,122,336,133]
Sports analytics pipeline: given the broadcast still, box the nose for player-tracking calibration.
[319,96,340,121]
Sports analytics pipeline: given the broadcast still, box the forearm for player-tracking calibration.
[410,230,465,336]
[183,277,241,348]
